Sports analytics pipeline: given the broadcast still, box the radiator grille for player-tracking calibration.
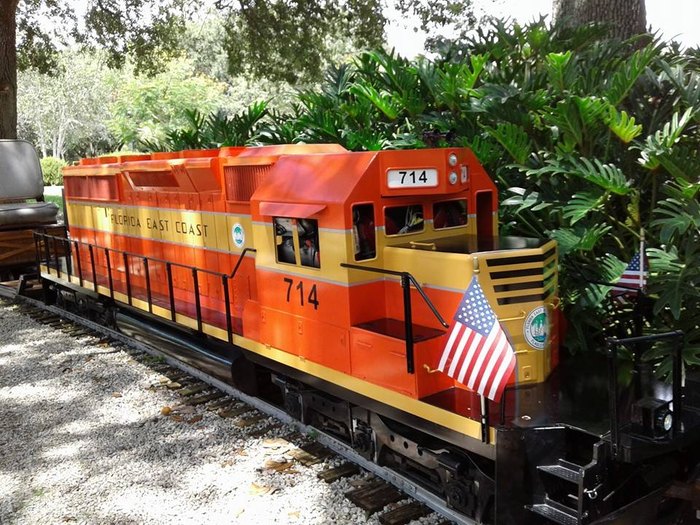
[486,246,557,306]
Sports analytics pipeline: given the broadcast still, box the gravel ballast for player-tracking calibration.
[0,299,443,524]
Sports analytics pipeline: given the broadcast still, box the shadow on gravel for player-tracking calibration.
[1,302,338,525]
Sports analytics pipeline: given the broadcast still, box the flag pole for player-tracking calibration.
[639,229,645,291]
[473,255,490,444]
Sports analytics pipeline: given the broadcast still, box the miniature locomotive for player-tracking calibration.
[25,143,700,523]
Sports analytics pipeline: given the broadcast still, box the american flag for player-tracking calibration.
[437,276,516,402]
[611,252,648,298]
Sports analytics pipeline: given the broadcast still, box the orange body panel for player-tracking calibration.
[61,144,558,415]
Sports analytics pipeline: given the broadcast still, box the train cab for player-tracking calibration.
[245,147,559,408]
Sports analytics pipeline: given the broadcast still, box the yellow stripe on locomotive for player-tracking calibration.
[56,144,560,443]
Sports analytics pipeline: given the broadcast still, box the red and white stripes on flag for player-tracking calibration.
[611,251,648,300]
[437,276,516,402]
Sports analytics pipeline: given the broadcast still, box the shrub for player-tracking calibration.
[40,157,67,186]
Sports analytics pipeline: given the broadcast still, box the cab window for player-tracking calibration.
[352,204,376,261]
[298,219,320,268]
[384,204,424,236]
[433,199,468,230]
[273,217,320,268]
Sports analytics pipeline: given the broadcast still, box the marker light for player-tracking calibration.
[449,171,458,185]
[448,153,458,166]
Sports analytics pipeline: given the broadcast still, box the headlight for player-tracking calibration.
[655,409,673,433]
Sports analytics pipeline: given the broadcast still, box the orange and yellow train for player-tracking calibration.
[37,144,699,524]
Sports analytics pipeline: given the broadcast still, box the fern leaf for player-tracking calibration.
[482,122,532,164]
[569,157,631,195]
[563,192,604,224]
[349,84,400,120]
[605,45,658,105]
[606,108,643,143]
[651,197,700,243]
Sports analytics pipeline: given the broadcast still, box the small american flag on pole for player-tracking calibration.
[437,276,516,402]
[611,252,648,298]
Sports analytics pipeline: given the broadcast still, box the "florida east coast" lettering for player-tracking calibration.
[103,208,210,238]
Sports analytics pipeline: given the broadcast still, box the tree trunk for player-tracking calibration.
[553,0,647,41]
[0,1,18,139]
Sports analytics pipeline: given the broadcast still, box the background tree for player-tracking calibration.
[107,59,231,150]
[18,52,117,159]
[1,0,187,139]
[553,0,647,40]
[1,0,393,139]
[0,0,20,138]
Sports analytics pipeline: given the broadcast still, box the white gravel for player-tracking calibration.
[0,299,445,525]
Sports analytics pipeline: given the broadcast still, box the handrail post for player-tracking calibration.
[73,241,83,286]
[673,336,683,438]
[192,268,202,333]
[88,244,97,292]
[401,273,415,374]
[123,252,132,306]
[63,238,71,280]
[53,236,61,279]
[222,274,233,343]
[43,233,51,272]
[105,248,114,299]
[606,339,620,459]
[143,258,152,313]
[166,263,176,321]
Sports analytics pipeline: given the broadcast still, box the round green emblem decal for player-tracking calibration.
[524,306,547,350]
[232,223,245,248]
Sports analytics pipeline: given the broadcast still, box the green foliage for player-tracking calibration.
[110,17,700,367]
[138,103,269,152]
[40,156,67,186]
[107,59,230,149]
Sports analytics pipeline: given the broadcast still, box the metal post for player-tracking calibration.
[88,244,97,292]
[673,336,683,437]
[222,275,233,343]
[607,340,620,459]
[43,233,51,273]
[481,395,490,444]
[64,239,72,281]
[143,258,152,313]
[123,252,132,306]
[166,263,176,321]
[192,268,202,333]
[73,241,83,286]
[53,237,61,279]
[105,248,114,299]
[401,273,415,374]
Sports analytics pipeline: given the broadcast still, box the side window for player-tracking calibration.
[352,204,376,261]
[274,217,297,264]
[433,199,468,230]
[384,204,424,236]
[298,219,320,268]
[274,217,321,268]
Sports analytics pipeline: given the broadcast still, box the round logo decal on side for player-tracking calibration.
[232,223,245,249]
[524,306,547,350]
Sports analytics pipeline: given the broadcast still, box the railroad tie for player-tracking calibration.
[185,392,225,406]
[218,404,254,418]
[177,383,208,397]
[379,502,431,525]
[290,442,334,466]
[317,463,360,483]
[345,480,403,514]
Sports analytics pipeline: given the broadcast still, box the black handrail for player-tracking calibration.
[229,247,257,279]
[606,330,685,458]
[341,262,449,374]
[33,233,238,342]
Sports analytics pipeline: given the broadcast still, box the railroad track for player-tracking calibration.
[2,288,465,525]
